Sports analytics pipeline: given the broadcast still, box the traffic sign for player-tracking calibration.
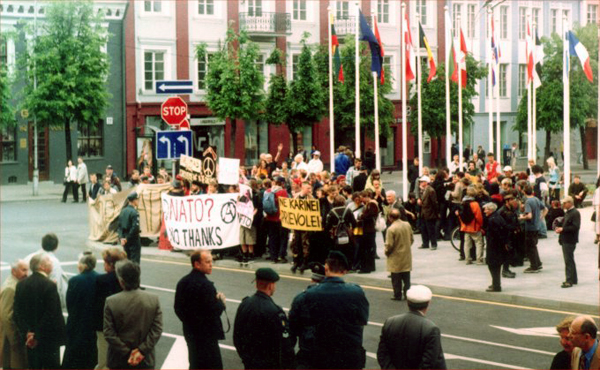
[155,80,194,94]
[161,97,188,125]
[156,130,193,160]
[179,120,190,130]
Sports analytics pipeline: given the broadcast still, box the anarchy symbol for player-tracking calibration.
[220,201,236,224]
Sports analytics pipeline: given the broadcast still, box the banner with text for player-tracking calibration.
[162,193,240,250]
[278,198,322,231]
[237,184,254,229]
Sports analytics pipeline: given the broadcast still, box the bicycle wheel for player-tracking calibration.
[450,227,461,252]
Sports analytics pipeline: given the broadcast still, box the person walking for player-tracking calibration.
[174,250,226,369]
[233,268,295,369]
[385,209,414,301]
[119,192,141,265]
[62,160,78,203]
[555,196,581,288]
[77,157,89,203]
[377,285,446,369]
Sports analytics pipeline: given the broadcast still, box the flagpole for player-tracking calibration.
[328,8,335,173]
[373,13,381,172]
[355,1,361,159]
[487,9,493,154]
[495,16,501,165]
[563,16,571,193]
[416,12,423,175]
[401,2,408,201]
[527,14,532,162]
[444,5,451,167]
[598,21,600,175]
[532,21,538,164]
[457,19,464,173]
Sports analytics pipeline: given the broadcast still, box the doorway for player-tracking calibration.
[28,124,49,181]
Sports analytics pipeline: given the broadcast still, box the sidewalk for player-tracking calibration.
[0,181,65,203]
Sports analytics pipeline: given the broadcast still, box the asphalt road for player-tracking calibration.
[0,200,589,369]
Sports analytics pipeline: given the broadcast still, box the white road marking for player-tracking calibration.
[442,333,555,356]
[444,353,533,369]
[490,325,558,338]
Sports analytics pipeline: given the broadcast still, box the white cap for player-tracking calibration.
[418,175,430,183]
[406,285,432,303]
[503,166,512,172]
[313,151,321,156]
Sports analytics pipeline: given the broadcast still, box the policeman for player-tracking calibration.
[119,192,141,264]
[233,268,295,369]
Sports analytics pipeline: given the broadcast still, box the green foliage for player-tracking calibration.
[200,28,264,122]
[264,49,288,125]
[408,56,486,139]
[0,64,16,128]
[286,36,326,135]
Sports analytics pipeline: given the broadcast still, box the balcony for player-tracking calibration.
[239,12,291,37]
[334,16,372,37]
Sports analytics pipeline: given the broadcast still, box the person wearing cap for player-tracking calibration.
[118,192,141,264]
[168,180,185,197]
[555,196,581,288]
[377,285,446,369]
[307,150,324,175]
[417,175,439,250]
[233,268,295,369]
[105,165,122,192]
[289,250,369,369]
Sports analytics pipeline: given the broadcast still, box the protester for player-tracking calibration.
[307,151,323,175]
[335,146,351,176]
[88,173,102,200]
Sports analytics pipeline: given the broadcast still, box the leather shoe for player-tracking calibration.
[561,282,573,288]
[390,296,403,301]
[502,271,516,278]
[486,287,501,292]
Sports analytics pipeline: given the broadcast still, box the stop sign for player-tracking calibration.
[161,97,188,125]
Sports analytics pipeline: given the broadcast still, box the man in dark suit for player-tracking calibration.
[14,253,66,369]
[104,260,162,369]
[174,250,226,369]
[377,285,446,369]
[555,196,581,288]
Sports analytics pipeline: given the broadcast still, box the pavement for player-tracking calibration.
[3,165,599,316]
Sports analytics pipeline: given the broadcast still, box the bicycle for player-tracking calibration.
[449,226,486,252]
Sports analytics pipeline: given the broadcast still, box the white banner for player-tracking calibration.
[237,184,254,229]
[218,157,240,185]
[161,193,240,250]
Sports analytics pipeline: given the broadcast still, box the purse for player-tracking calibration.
[375,213,387,232]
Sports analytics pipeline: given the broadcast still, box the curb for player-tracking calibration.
[86,240,598,316]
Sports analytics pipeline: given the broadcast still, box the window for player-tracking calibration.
[588,5,598,25]
[248,0,262,17]
[77,122,103,158]
[293,0,306,21]
[532,8,540,34]
[499,6,508,39]
[499,64,507,97]
[417,0,426,25]
[198,0,214,15]
[383,55,393,86]
[197,53,213,90]
[377,0,389,24]
[519,7,526,40]
[143,0,162,13]
[452,4,461,34]
[292,54,300,80]
[518,64,526,97]
[551,9,558,35]
[467,4,475,38]
[336,1,349,19]
[0,37,7,67]
[1,127,16,162]
[256,54,264,77]
[144,51,165,91]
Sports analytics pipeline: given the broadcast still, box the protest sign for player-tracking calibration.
[278,197,322,231]
[162,193,240,250]
[218,157,240,185]
[237,184,254,229]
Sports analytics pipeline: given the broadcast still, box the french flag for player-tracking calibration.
[567,31,593,82]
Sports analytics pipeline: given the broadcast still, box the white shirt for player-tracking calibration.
[294,161,308,171]
[307,159,323,175]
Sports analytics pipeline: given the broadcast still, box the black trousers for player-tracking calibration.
[391,272,411,299]
[185,336,223,370]
[420,219,437,248]
[525,231,542,269]
[62,181,78,202]
[79,183,87,201]
[358,232,376,272]
[27,344,60,370]
[124,241,141,265]
[488,264,502,290]
[562,243,578,284]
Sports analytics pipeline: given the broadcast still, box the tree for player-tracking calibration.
[516,24,598,169]
[286,34,326,154]
[408,56,486,164]
[264,48,289,127]
[18,1,110,162]
[0,64,15,129]
[198,28,264,157]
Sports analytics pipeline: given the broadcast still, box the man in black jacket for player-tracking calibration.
[119,192,141,264]
[377,285,446,369]
[233,268,295,369]
[555,196,581,288]
[352,166,368,192]
[175,250,226,369]
[14,253,66,369]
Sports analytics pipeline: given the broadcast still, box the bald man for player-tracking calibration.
[0,260,29,369]
[570,316,600,370]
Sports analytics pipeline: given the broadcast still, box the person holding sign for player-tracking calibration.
[263,178,290,264]
[290,182,315,273]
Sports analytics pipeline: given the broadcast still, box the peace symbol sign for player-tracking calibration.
[202,157,216,178]
[220,201,237,224]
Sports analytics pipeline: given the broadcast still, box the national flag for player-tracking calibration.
[526,20,534,83]
[419,22,437,82]
[490,17,501,86]
[359,10,383,81]
[457,28,468,88]
[446,11,458,84]
[403,9,415,81]
[533,27,543,89]
[373,17,385,85]
[331,21,344,83]
[567,30,594,83]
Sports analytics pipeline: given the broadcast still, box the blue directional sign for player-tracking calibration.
[155,80,194,94]
[156,131,193,160]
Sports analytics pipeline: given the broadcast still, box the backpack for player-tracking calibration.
[459,200,475,225]
[330,208,351,245]
[262,190,278,215]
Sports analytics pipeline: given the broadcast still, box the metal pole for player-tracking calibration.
[563,16,571,193]
[373,12,381,172]
[495,17,501,166]
[532,21,538,164]
[328,8,335,173]
[444,6,451,166]
[416,12,423,175]
[488,9,494,154]
[527,14,532,162]
[32,0,39,195]
[355,1,361,158]
[401,2,408,201]
[457,18,463,173]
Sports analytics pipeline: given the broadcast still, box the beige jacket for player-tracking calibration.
[385,219,414,273]
[0,275,27,369]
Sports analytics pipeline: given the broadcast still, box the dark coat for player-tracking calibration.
[420,185,439,221]
[92,271,122,332]
[377,310,446,370]
[233,291,296,369]
[118,204,140,244]
[485,211,509,266]
[62,270,99,369]
[88,182,101,200]
[353,173,368,192]
[359,200,379,234]
[559,207,581,245]
[14,272,66,369]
